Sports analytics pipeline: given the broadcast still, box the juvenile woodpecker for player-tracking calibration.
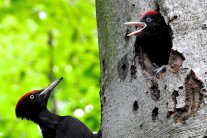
[125,10,172,74]
[15,77,99,138]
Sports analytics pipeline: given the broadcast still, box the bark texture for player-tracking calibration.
[96,0,207,137]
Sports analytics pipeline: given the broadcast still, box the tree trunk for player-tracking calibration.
[96,0,207,138]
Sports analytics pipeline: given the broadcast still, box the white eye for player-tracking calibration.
[30,95,34,99]
[146,17,152,22]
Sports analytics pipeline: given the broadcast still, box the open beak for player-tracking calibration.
[39,77,63,98]
[124,21,147,36]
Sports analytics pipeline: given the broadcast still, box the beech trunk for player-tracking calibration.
[96,0,207,137]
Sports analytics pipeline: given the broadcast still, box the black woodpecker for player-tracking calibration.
[125,10,172,74]
[15,77,99,138]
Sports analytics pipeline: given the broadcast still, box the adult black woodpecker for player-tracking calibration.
[125,10,172,74]
[15,77,99,138]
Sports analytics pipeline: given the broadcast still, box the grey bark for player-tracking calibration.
[96,0,207,138]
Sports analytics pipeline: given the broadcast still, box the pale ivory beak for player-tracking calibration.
[124,21,147,36]
[39,77,63,97]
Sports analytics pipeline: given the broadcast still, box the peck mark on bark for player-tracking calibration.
[167,70,204,123]
[133,100,139,111]
[150,80,160,101]
[152,107,159,121]
[131,4,135,12]
[130,65,137,79]
[117,54,129,80]
[168,50,185,73]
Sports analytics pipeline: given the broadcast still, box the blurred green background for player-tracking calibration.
[0,0,100,137]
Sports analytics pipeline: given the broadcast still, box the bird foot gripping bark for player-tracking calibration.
[153,65,166,77]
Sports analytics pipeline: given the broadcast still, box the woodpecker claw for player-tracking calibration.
[153,65,166,76]
[124,21,147,36]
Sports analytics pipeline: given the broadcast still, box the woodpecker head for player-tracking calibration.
[125,10,166,36]
[15,77,63,121]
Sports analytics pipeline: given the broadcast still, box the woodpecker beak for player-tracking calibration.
[124,21,147,36]
[39,77,63,98]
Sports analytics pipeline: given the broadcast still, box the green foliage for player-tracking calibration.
[0,0,100,137]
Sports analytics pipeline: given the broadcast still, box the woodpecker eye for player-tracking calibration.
[146,17,152,22]
[30,95,34,99]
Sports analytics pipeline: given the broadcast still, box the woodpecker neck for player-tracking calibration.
[36,109,60,138]
[38,109,59,126]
